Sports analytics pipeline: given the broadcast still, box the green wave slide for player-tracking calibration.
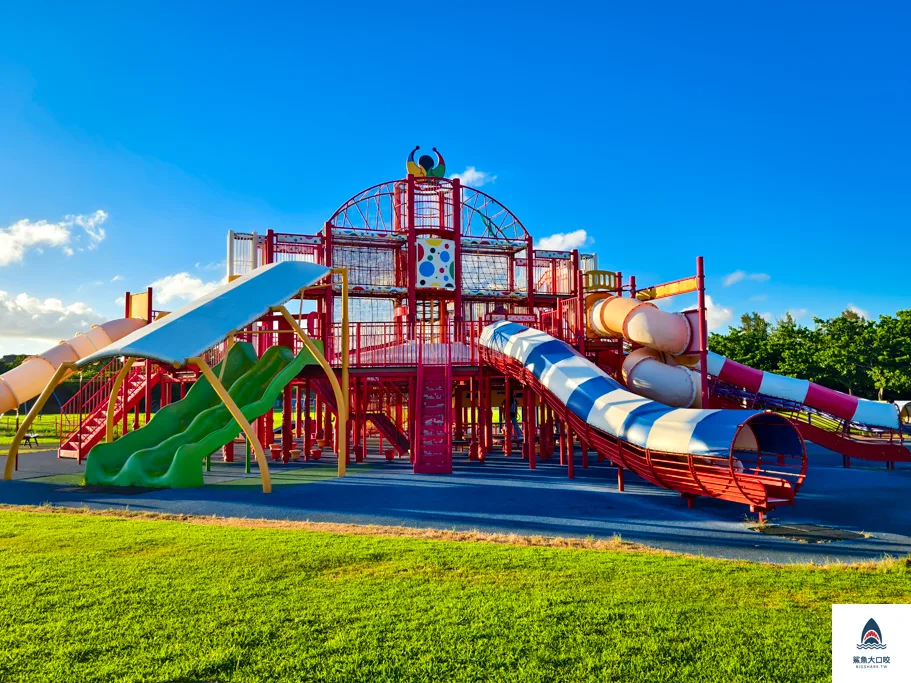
[85,341,319,488]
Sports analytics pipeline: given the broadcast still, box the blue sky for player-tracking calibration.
[0,2,908,353]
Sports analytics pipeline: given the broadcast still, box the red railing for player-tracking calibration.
[58,360,164,459]
[58,358,125,449]
[325,321,483,367]
[532,257,575,295]
[539,297,581,344]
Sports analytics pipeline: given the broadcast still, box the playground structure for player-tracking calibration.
[2,147,908,518]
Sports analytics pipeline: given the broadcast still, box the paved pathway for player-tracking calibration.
[1,443,908,564]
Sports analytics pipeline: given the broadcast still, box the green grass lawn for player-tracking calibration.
[0,413,151,456]
[0,508,908,682]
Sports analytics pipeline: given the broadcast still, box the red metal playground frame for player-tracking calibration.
[481,347,808,518]
[48,160,903,520]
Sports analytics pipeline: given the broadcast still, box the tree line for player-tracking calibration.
[709,309,911,401]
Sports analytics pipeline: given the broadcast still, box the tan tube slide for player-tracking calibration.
[622,348,701,408]
[0,318,146,414]
[590,295,701,407]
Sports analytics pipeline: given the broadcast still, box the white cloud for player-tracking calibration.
[114,296,125,306]
[111,275,124,282]
[150,272,224,304]
[704,295,734,331]
[723,270,770,287]
[786,308,808,321]
[0,211,109,266]
[195,260,225,272]
[847,303,870,319]
[0,290,104,345]
[535,229,589,252]
[451,166,497,187]
[70,210,108,247]
[759,312,772,322]
[749,294,768,302]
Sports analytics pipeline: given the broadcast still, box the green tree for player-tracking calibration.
[709,312,775,371]
[810,310,874,396]
[868,310,911,400]
[767,314,825,383]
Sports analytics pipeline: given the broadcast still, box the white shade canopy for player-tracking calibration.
[77,261,330,368]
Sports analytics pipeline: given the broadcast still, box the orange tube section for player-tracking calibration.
[621,348,701,408]
[589,296,691,354]
[0,318,145,414]
[589,296,700,407]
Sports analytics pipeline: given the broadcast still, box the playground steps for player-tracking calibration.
[413,363,452,474]
[58,362,163,459]
[366,412,410,456]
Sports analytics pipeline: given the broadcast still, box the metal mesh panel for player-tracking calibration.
[332,245,400,288]
[462,253,512,291]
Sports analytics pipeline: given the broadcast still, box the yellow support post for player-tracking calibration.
[192,356,272,494]
[3,362,76,481]
[332,267,350,476]
[218,331,236,382]
[106,358,136,443]
[271,303,349,477]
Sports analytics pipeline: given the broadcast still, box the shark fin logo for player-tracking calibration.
[857,618,887,650]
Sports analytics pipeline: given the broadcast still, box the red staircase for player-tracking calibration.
[413,361,452,474]
[366,412,410,456]
[58,360,164,460]
[309,377,338,413]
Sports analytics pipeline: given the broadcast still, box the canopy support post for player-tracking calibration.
[192,356,272,494]
[271,300,349,478]
[3,362,77,481]
[106,358,136,443]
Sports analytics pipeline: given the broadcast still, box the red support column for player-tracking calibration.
[454,382,463,441]
[406,174,417,340]
[452,177,463,336]
[281,384,292,462]
[408,374,417,464]
[295,385,302,438]
[503,377,512,456]
[477,368,487,460]
[315,395,324,443]
[576,269,586,351]
[526,236,535,312]
[483,373,493,462]
[304,380,313,459]
[324,405,332,451]
[144,362,151,424]
[525,388,536,470]
[566,425,575,479]
[535,404,554,462]
[468,375,480,460]
[266,229,275,264]
[696,256,711,409]
[559,418,567,466]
